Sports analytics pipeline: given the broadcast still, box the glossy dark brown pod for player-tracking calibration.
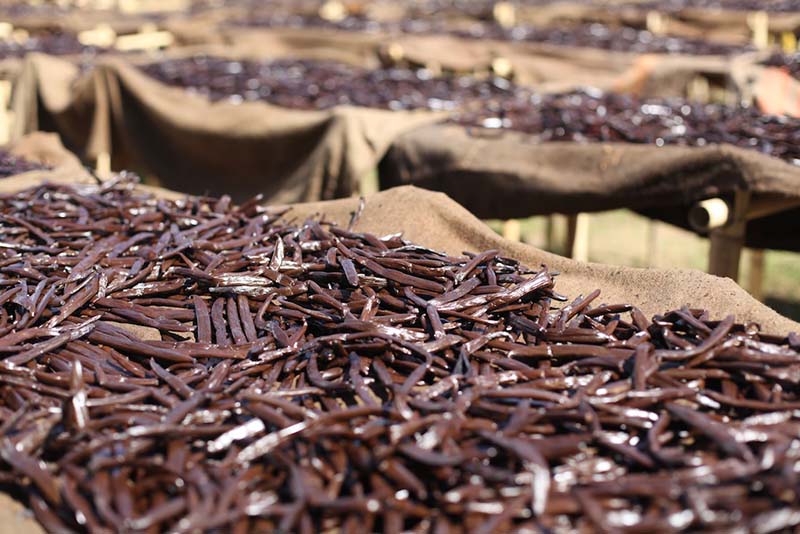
[231,11,751,57]
[0,31,105,61]
[0,150,47,178]
[140,56,800,164]
[0,175,798,532]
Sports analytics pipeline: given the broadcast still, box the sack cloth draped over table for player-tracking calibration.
[0,179,796,532]
[10,51,441,204]
[380,124,800,251]
[6,131,85,172]
[2,5,184,36]
[730,51,800,118]
[514,2,800,46]
[213,25,736,97]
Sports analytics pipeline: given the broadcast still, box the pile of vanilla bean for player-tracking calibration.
[140,56,800,163]
[138,56,515,111]
[0,150,45,177]
[0,176,798,532]
[232,11,750,56]
[0,31,102,60]
[629,0,800,13]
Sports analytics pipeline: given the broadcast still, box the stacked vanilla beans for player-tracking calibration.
[0,176,798,532]
[0,31,102,60]
[0,151,45,178]
[233,13,750,56]
[141,56,800,163]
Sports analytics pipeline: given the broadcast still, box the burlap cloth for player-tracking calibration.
[11,51,442,204]
[515,3,800,46]
[213,24,735,96]
[0,178,797,534]
[379,124,800,251]
[1,6,177,35]
[730,51,800,118]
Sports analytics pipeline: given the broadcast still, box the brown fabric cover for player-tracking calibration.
[217,25,733,97]
[1,132,93,193]
[2,9,169,35]
[0,180,795,531]
[379,123,800,251]
[218,26,385,67]
[515,3,800,46]
[8,131,84,171]
[730,52,800,118]
[10,52,441,204]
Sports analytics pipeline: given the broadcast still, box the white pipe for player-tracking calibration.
[689,198,730,232]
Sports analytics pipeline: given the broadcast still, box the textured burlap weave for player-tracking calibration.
[380,124,800,250]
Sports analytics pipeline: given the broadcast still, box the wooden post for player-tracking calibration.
[688,75,710,103]
[118,0,190,12]
[0,80,12,146]
[708,191,750,281]
[566,213,590,262]
[502,220,521,242]
[748,249,765,301]
[319,0,348,22]
[491,57,513,79]
[645,219,659,267]
[95,152,111,178]
[114,30,174,52]
[545,216,558,253]
[386,43,405,65]
[78,24,117,48]
[781,31,798,53]
[359,168,379,197]
[748,11,770,50]
[493,2,517,29]
[646,11,666,35]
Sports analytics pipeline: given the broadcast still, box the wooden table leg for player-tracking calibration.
[502,219,521,242]
[96,152,111,178]
[646,219,659,267]
[566,213,590,262]
[0,80,11,146]
[708,191,750,281]
[748,249,765,301]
